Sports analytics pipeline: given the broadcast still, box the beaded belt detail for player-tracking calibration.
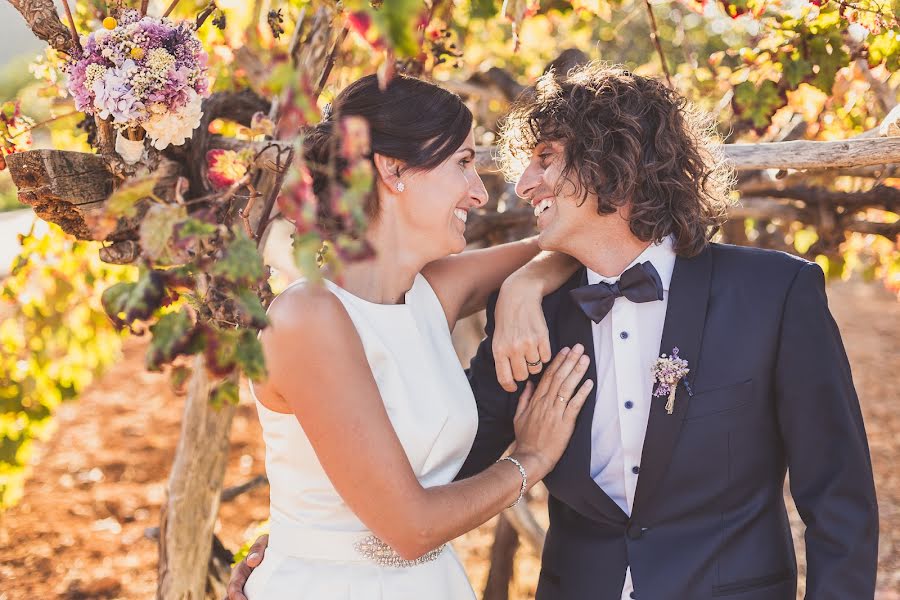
[353,535,446,568]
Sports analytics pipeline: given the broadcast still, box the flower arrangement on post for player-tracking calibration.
[65,8,209,163]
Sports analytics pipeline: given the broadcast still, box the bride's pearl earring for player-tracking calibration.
[396,181,405,192]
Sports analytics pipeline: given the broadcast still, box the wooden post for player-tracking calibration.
[157,355,237,600]
[482,515,520,600]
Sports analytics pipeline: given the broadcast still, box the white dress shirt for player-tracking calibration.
[586,236,676,600]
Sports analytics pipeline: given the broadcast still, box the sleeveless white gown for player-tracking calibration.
[244,273,479,599]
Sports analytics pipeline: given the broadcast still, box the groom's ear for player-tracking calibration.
[372,152,405,191]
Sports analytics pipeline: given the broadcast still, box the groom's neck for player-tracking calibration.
[564,217,651,279]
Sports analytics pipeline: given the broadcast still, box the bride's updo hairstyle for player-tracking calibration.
[303,74,473,234]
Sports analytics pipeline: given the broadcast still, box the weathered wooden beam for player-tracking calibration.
[475,137,900,174]
[5,150,181,241]
[720,137,900,171]
[464,197,896,246]
[6,149,115,240]
[464,207,534,243]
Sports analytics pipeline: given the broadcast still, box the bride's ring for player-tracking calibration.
[557,395,568,404]
[526,359,541,367]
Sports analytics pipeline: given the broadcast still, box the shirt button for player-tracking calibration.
[624,400,634,409]
[619,331,629,339]
[632,466,641,474]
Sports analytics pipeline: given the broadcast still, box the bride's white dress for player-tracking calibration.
[244,273,479,599]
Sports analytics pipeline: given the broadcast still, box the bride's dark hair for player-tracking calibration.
[303,74,473,232]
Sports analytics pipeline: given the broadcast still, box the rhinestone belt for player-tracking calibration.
[353,535,446,568]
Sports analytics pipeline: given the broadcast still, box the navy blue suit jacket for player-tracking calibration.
[457,243,878,599]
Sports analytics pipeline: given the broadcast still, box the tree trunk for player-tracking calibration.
[157,355,237,600]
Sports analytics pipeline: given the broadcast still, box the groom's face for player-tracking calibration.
[514,139,598,252]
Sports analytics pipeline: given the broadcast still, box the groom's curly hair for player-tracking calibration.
[497,62,734,257]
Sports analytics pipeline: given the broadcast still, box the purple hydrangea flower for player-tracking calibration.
[64,9,210,149]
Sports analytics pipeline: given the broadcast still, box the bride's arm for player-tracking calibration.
[258,285,592,561]
[422,237,579,327]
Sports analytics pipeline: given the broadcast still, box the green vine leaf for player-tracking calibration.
[232,288,270,330]
[211,229,266,287]
[204,326,240,377]
[170,365,192,395]
[470,0,500,19]
[202,325,265,381]
[105,174,160,218]
[291,231,325,280]
[210,379,240,408]
[346,0,426,58]
[732,79,785,130]
[235,329,267,381]
[140,203,188,264]
[780,54,813,89]
[806,35,848,94]
[868,30,900,71]
[146,307,200,371]
[101,269,166,326]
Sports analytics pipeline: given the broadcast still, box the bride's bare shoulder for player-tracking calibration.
[263,280,349,338]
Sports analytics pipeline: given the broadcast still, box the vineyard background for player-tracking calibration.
[0,0,898,598]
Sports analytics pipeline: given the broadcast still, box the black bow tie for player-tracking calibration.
[569,262,664,323]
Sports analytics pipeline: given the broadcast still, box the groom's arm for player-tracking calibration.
[455,292,529,481]
[775,263,879,598]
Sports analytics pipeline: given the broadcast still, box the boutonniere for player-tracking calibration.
[652,347,690,414]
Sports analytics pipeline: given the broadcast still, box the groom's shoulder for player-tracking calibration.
[708,242,815,284]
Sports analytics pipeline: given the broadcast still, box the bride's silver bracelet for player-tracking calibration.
[497,455,527,508]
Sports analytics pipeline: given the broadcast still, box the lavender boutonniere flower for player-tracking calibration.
[651,347,690,415]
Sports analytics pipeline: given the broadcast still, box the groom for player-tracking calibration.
[227,63,878,599]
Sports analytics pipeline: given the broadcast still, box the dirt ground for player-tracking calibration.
[0,280,897,599]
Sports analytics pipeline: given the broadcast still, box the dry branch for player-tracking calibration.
[845,220,900,238]
[740,184,900,212]
[220,474,269,503]
[505,497,547,555]
[731,197,898,239]
[180,89,271,197]
[642,0,672,88]
[8,0,76,56]
[856,59,897,114]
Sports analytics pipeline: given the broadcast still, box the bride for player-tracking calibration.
[240,73,589,599]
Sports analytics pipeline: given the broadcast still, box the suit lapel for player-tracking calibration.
[630,246,713,518]
[543,267,628,526]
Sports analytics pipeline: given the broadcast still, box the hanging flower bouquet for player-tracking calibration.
[65,9,210,162]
